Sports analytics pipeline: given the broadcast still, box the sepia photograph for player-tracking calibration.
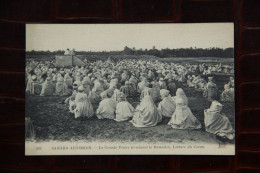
[25,24,235,155]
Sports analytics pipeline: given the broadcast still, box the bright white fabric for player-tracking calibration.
[204,102,234,139]
[168,97,201,129]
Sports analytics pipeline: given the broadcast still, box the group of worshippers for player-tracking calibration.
[191,63,234,75]
[26,59,235,141]
[187,75,235,102]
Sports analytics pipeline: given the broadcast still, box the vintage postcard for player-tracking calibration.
[25,24,235,155]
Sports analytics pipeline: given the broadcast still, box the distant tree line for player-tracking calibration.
[27,46,233,58]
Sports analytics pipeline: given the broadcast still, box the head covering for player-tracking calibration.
[78,85,84,92]
[117,92,126,102]
[64,73,70,78]
[142,87,153,98]
[209,101,223,113]
[208,77,213,81]
[159,78,164,81]
[32,75,37,81]
[46,77,52,81]
[176,88,188,105]
[73,81,81,89]
[112,89,121,102]
[224,84,230,90]
[100,91,108,99]
[160,89,170,98]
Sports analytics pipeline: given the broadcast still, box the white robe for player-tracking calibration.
[131,96,162,127]
[137,81,148,93]
[96,98,117,119]
[115,101,135,122]
[74,92,94,119]
[40,79,54,96]
[204,109,234,139]
[168,97,201,129]
[158,96,176,118]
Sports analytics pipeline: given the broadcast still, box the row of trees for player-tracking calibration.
[123,46,233,58]
[27,47,233,58]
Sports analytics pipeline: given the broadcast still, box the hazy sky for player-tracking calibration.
[26,23,234,51]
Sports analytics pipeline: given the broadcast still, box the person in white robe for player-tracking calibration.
[110,78,119,89]
[96,91,117,120]
[102,79,110,90]
[158,89,176,118]
[28,75,40,95]
[137,78,149,93]
[228,76,235,88]
[106,84,117,98]
[151,81,161,102]
[74,85,94,119]
[168,88,201,129]
[64,73,73,89]
[33,76,43,95]
[129,75,138,92]
[40,77,54,96]
[221,84,234,102]
[204,101,235,140]
[64,48,71,55]
[81,77,91,95]
[187,75,194,87]
[121,71,129,82]
[140,87,153,101]
[55,74,68,96]
[52,74,57,87]
[111,89,121,102]
[26,73,33,94]
[158,78,167,89]
[130,88,162,127]
[88,80,103,105]
[66,81,80,113]
[115,92,135,122]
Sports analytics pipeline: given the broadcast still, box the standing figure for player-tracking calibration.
[203,77,219,101]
